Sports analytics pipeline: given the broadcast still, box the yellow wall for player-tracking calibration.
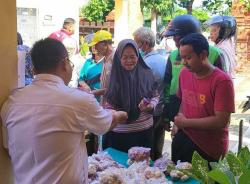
[114,0,143,45]
[0,0,17,183]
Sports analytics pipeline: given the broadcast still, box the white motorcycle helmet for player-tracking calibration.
[205,15,237,43]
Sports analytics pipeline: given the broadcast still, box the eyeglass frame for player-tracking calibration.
[65,57,74,69]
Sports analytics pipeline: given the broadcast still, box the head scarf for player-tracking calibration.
[106,39,156,122]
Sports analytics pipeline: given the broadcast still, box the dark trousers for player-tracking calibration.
[86,133,98,156]
[172,130,218,164]
[152,116,165,160]
[102,127,153,153]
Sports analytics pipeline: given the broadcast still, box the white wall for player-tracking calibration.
[16,0,82,47]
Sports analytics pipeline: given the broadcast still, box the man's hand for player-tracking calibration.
[138,98,154,112]
[91,88,106,96]
[171,124,179,138]
[78,81,91,92]
[113,111,128,122]
[174,113,186,129]
[109,111,128,131]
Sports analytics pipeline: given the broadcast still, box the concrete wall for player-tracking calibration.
[16,0,81,47]
[0,0,16,183]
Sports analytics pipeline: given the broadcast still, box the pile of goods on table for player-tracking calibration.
[88,147,193,184]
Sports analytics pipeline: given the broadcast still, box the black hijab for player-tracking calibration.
[106,39,156,122]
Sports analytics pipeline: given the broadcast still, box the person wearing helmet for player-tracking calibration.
[160,14,225,161]
[89,30,114,98]
[206,15,237,78]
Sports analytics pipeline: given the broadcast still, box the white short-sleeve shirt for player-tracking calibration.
[1,74,112,184]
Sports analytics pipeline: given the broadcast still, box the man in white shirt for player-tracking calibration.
[1,38,127,184]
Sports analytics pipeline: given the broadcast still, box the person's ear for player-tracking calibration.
[60,60,68,72]
[200,50,208,62]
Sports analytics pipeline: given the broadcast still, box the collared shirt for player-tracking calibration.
[143,50,167,116]
[1,74,112,184]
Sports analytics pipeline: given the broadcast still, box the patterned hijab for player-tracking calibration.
[106,39,156,122]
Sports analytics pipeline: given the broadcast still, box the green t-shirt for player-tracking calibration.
[169,45,220,95]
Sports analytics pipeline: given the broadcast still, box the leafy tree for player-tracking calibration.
[177,0,195,14]
[177,0,232,15]
[81,0,114,22]
[202,0,232,15]
[141,0,174,33]
[240,0,250,11]
[162,8,209,23]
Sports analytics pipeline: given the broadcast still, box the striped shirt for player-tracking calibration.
[100,52,114,89]
[100,51,114,105]
[106,97,159,133]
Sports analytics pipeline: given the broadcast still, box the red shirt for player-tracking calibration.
[178,67,235,160]
[49,29,71,42]
[49,29,79,54]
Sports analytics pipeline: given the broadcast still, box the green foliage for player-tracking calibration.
[81,0,114,22]
[192,9,210,22]
[141,0,174,16]
[80,42,89,57]
[161,8,209,23]
[79,36,90,56]
[238,146,250,170]
[190,151,212,184]
[238,170,250,184]
[187,147,250,184]
[207,169,236,184]
[175,0,233,15]
[240,0,250,11]
[202,0,232,15]
[177,0,190,8]
[226,152,244,176]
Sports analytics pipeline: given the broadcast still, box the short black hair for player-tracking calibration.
[31,38,67,73]
[63,18,75,29]
[179,33,209,56]
[17,32,23,45]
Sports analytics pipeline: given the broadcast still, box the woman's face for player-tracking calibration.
[121,45,138,71]
[209,24,220,43]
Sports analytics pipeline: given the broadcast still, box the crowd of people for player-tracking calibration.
[1,14,237,183]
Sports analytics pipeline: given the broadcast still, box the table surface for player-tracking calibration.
[105,147,200,184]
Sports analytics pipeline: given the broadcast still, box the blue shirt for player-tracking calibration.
[85,61,103,90]
[79,58,95,81]
[143,50,167,115]
[143,50,167,92]
[17,45,33,85]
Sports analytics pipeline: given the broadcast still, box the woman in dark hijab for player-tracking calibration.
[103,39,159,153]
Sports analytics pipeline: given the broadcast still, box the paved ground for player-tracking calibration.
[162,68,250,157]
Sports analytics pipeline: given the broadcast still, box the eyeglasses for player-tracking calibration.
[66,57,74,68]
